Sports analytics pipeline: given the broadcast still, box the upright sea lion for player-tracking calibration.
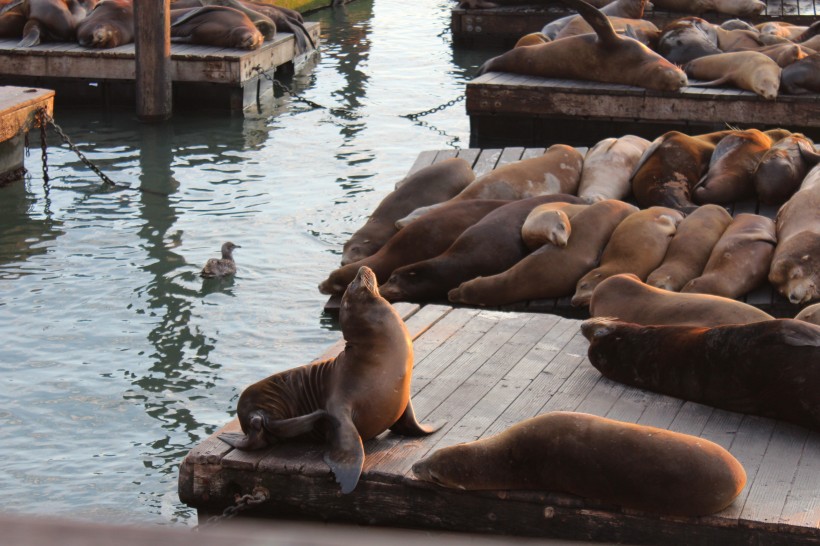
[571,206,683,307]
[341,158,475,265]
[395,145,584,228]
[220,266,444,494]
[590,273,775,326]
[170,5,263,49]
[477,0,687,92]
[76,0,133,48]
[780,53,820,95]
[577,134,650,203]
[684,51,781,99]
[319,199,508,295]
[521,202,588,250]
[582,317,820,431]
[378,194,584,303]
[694,129,775,205]
[681,213,777,299]
[796,302,820,326]
[412,411,747,517]
[646,204,733,291]
[447,200,637,307]
[753,134,820,205]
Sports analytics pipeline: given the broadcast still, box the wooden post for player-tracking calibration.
[134,0,172,121]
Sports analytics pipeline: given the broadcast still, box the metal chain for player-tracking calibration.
[39,110,117,187]
[38,109,49,185]
[194,487,270,530]
[252,65,327,110]
[402,95,465,120]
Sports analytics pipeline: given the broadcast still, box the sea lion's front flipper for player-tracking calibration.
[323,414,364,494]
[390,399,446,436]
[557,0,619,46]
[265,409,328,438]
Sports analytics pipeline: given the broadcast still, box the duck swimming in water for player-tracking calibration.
[200,241,240,278]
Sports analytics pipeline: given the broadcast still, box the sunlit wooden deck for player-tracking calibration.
[0,86,54,184]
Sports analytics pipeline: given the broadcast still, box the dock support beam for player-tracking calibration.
[134,0,172,121]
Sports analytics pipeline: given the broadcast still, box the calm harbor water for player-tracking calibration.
[0,0,499,525]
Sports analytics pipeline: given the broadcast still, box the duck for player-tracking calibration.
[200,241,240,278]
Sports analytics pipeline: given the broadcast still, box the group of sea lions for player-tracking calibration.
[0,0,314,51]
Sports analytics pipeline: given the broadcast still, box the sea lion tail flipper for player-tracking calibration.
[797,139,820,165]
[18,20,43,48]
[556,0,618,45]
[171,7,207,28]
[390,399,446,436]
[289,16,316,51]
[324,415,365,494]
[0,0,25,16]
[685,75,733,88]
[630,134,666,180]
[264,409,328,437]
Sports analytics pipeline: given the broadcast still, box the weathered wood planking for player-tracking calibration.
[0,86,54,143]
[453,0,820,46]
[467,73,820,147]
[179,309,820,544]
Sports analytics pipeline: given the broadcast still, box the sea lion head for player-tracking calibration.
[580,316,621,340]
[571,270,604,307]
[769,235,820,305]
[751,67,780,100]
[340,266,382,323]
[635,46,689,91]
[412,445,474,490]
[231,25,264,49]
[379,262,439,303]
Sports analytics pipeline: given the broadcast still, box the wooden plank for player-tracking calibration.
[0,86,54,142]
[455,147,481,168]
[520,147,545,159]
[405,150,438,177]
[779,431,820,531]
[496,146,525,166]
[472,148,503,177]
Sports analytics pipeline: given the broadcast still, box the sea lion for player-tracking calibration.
[395,145,584,228]
[318,199,508,295]
[341,158,475,266]
[196,0,275,40]
[554,16,660,47]
[521,202,588,250]
[646,204,733,292]
[477,0,688,92]
[578,135,650,204]
[780,53,820,95]
[693,129,774,205]
[5,0,80,46]
[589,273,775,326]
[753,134,820,205]
[744,43,812,68]
[650,0,764,16]
[630,130,730,213]
[378,194,584,303]
[447,200,637,307]
[0,0,26,37]
[412,411,747,517]
[170,5,263,49]
[514,32,550,48]
[76,0,133,48]
[684,51,782,99]
[541,0,646,39]
[681,213,777,299]
[200,241,240,278]
[796,302,820,326]
[220,266,444,494]
[768,171,820,305]
[582,317,820,431]
[571,206,683,307]
[657,17,722,64]
[713,25,764,52]
[757,21,809,41]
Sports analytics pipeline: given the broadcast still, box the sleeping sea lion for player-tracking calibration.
[577,134,650,203]
[521,202,588,250]
[694,129,775,205]
[657,17,721,64]
[170,5,263,49]
[780,53,820,95]
[684,51,782,99]
[542,0,646,39]
[76,0,133,48]
[753,134,820,205]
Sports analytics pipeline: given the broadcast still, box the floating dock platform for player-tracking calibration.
[0,22,320,111]
[179,304,820,544]
[453,0,820,46]
[466,74,820,148]
[0,86,54,185]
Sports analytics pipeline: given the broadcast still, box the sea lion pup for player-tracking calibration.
[650,0,764,16]
[693,129,776,205]
[657,17,722,65]
[378,194,584,303]
[76,0,133,48]
[780,53,820,95]
[582,317,820,431]
[319,199,508,295]
[395,145,584,229]
[768,169,820,305]
[477,0,687,92]
[578,134,650,203]
[541,0,647,39]
[684,51,781,99]
[447,200,637,307]
[341,158,475,266]
[521,202,588,250]
[220,266,444,494]
[170,5,264,49]
[796,302,820,326]
[589,273,775,326]
[412,411,747,517]
[681,213,777,299]
[630,130,730,213]
[646,204,733,292]
[571,206,683,307]
[753,134,820,205]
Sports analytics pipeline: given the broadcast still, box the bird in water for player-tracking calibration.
[200,242,240,278]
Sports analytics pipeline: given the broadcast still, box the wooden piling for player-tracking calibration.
[134,0,172,121]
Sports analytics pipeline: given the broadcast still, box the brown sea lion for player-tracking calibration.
[756,21,809,41]
[684,51,781,99]
[657,17,722,65]
[577,135,650,203]
[447,200,637,307]
[521,202,588,250]
[650,0,764,16]
[477,0,688,92]
[713,25,764,51]
[630,130,730,213]
[681,213,777,299]
[554,16,660,47]
[693,129,775,205]
[396,145,584,228]
[780,53,820,95]
[341,158,475,266]
[646,204,733,292]
[744,43,812,68]
[796,302,820,326]
[0,0,26,37]
[412,411,747,517]
[582,317,820,431]
[590,273,775,326]
[571,206,683,307]
[220,266,444,494]
[76,0,133,48]
[514,32,550,48]
[170,5,263,49]
[753,134,820,205]
[5,0,80,46]
[541,0,647,39]
[318,199,508,295]
[378,194,584,303]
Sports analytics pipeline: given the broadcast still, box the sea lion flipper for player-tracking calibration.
[18,21,42,48]
[797,139,820,165]
[389,399,446,436]
[557,0,619,46]
[264,409,328,437]
[171,6,207,28]
[323,414,364,494]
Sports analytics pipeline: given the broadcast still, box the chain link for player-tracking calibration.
[40,110,117,187]
[402,95,465,120]
[194,487,270,530]
[252,65,328,110]
[39,108,49,185]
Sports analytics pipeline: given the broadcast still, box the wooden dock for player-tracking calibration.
[179,303,820,544]
[0,86,54,185]
[0,22,320,111]
[452,0,820,47]
[466,73,820,148]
